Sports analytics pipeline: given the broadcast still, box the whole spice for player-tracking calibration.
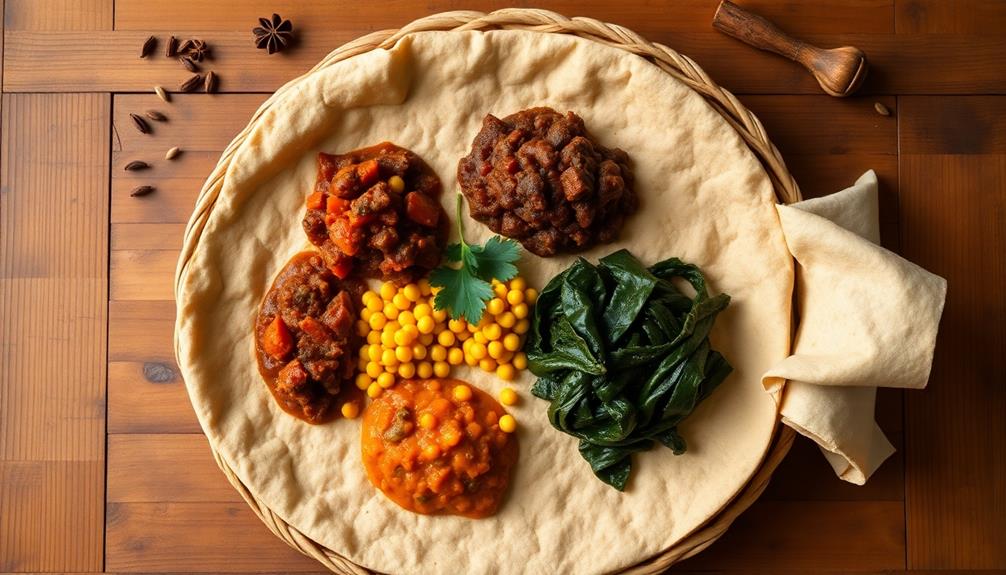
[123,160,150,171]
[144,110,167,122]
[204,71,218,94]
[180,74,203,93]
[253,13,294,54]
[130,185,155,197]
[874,102,891,116]
[184,39,209,62]
[165,35,178,58]
[165,147,182,160]
[154,85,170,103]
[178,39,194,54]
[129,113,151,134]
[140,35,157,58]
[179,56,199,73]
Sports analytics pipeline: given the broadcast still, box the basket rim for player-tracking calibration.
[173,8,801,574]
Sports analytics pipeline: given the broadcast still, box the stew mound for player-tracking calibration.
[304,142,449,285]
[254,252,365,424]
[457,107,637,256]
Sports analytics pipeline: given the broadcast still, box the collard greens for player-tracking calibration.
[527,249,732,490]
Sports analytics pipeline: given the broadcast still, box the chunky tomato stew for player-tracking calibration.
[255,252,365,423]
[362,379,518,518]
[303,142,448,285]
[458,108,637,256]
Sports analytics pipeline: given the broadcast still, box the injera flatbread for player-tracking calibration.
[175,30,793,574]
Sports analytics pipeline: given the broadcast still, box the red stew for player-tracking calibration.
[457,108,637,256]
[255,252,365,423]
[303,142,448,285]
[361,379,518,518]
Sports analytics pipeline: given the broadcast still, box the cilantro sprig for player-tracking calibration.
[430,194,521,323]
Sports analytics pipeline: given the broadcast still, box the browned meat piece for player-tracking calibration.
[277,270,331,328]
[405,191,441,227]
[457,107,635,256]
[304,143,448,284]
[321,291,355,337]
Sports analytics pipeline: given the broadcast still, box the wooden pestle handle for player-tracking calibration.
[713,0,868,97]
[713,0,809,62]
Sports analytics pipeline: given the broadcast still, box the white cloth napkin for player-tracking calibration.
[763,171,947,484]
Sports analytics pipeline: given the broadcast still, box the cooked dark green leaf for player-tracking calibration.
[528,249,732,490]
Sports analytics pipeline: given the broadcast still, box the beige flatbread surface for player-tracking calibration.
[176,30,793,575]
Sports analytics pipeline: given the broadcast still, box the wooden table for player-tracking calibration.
[1,1,1003,573]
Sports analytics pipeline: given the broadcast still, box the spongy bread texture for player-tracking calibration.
[176,30,792,575]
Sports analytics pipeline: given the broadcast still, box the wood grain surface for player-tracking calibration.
[2,0,1004,573]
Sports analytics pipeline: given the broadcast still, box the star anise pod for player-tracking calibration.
[253,13,293,55]
[183,39,209,62]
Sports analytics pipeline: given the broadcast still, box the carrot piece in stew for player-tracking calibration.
[306,192,325,210]
[262,316,293,359]
[357,159,380,186]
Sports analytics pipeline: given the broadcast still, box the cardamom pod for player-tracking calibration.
[180,74,203,93]
[140,35,157,58]
[129,113,151,134]
[204,71,218,94]
[165,147,182,160]
[145,110,167,122]
[154,85,170,103]
[180,56,199,73]
[124,160,150,171]
[874,102,891,116]
[130,185,155,197]
[165,36,178,58]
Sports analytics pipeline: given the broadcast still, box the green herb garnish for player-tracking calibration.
[527,249,732,491]
[430,194,520,323]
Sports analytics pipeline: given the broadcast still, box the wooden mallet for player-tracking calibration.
[713,0,868,97]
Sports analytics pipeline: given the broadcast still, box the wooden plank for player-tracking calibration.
[107,361,201,434]
[0,93,109,571]
[113,0,896,35]
[6,31,1006,95]
[110,250,177,301]
[677,500,905,571]
[109,299,176,363]
[111,223,186,251]
[108,435,238,503]
[113,94,265,153]
[105,502,323,572]
[896,0,1006,33]
[901,97,1006,570]
[3,0,112,30]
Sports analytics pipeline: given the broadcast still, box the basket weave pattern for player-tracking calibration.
[175,9,801,574]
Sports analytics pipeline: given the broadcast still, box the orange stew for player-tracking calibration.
[303,142,448,285]
[255,252,365,424]
[361,379,518,518]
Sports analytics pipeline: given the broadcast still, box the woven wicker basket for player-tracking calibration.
[175,9,801,574]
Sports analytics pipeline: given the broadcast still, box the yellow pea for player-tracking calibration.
[388,175,406,194]
[503,333,521,352]
[397,362,416,379]
[506,289,525,306]
[419,333,435,346]
[437,330,456,347]
[479,357,497,372]
[469,342,487,360]
[377,372,396,389]
[513,352,528,370]
[493,283,507,298]
[414,303,432,318]
[367,382,383,398]
[487,340,505,359]
[367,343,382,362]
[356,320,370,338]
[453,384,473,402]
[361,308,373,322]
[395,345,413,363]
[366,361,383,378]
[394,329,416,347]
[509,277,527,291]
[368,312,386,331]
[380,330,396,348]
[499,387,518,404]
[418,278,432,296]
[487,298,505,316]
[497,363,516,381]
[355,373,372,390]
[499,414,516,433]
[398,310,416,326]
[514,319,530,335]
[464,353,479,367]
[417,361,434,379]
[419,412,437,429]
[366,297,384,313]
[393,293,411,311]
[447,348,464,366]
[366,331,381,345]
[473,331,488,345]
[433,361,451,378]
[380,282,397,301]
[403,284,422,302]
[341,401,360,419]
[456,329,471,341]
[524,288,538,304]
[497,311,516,328]
[383,302,399,321]
[417,315,436,335]
[432,308,448,322]
[483,324,502,341]
[430,344,448,362]
[449,319,467,333]
[512,302,529,319]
